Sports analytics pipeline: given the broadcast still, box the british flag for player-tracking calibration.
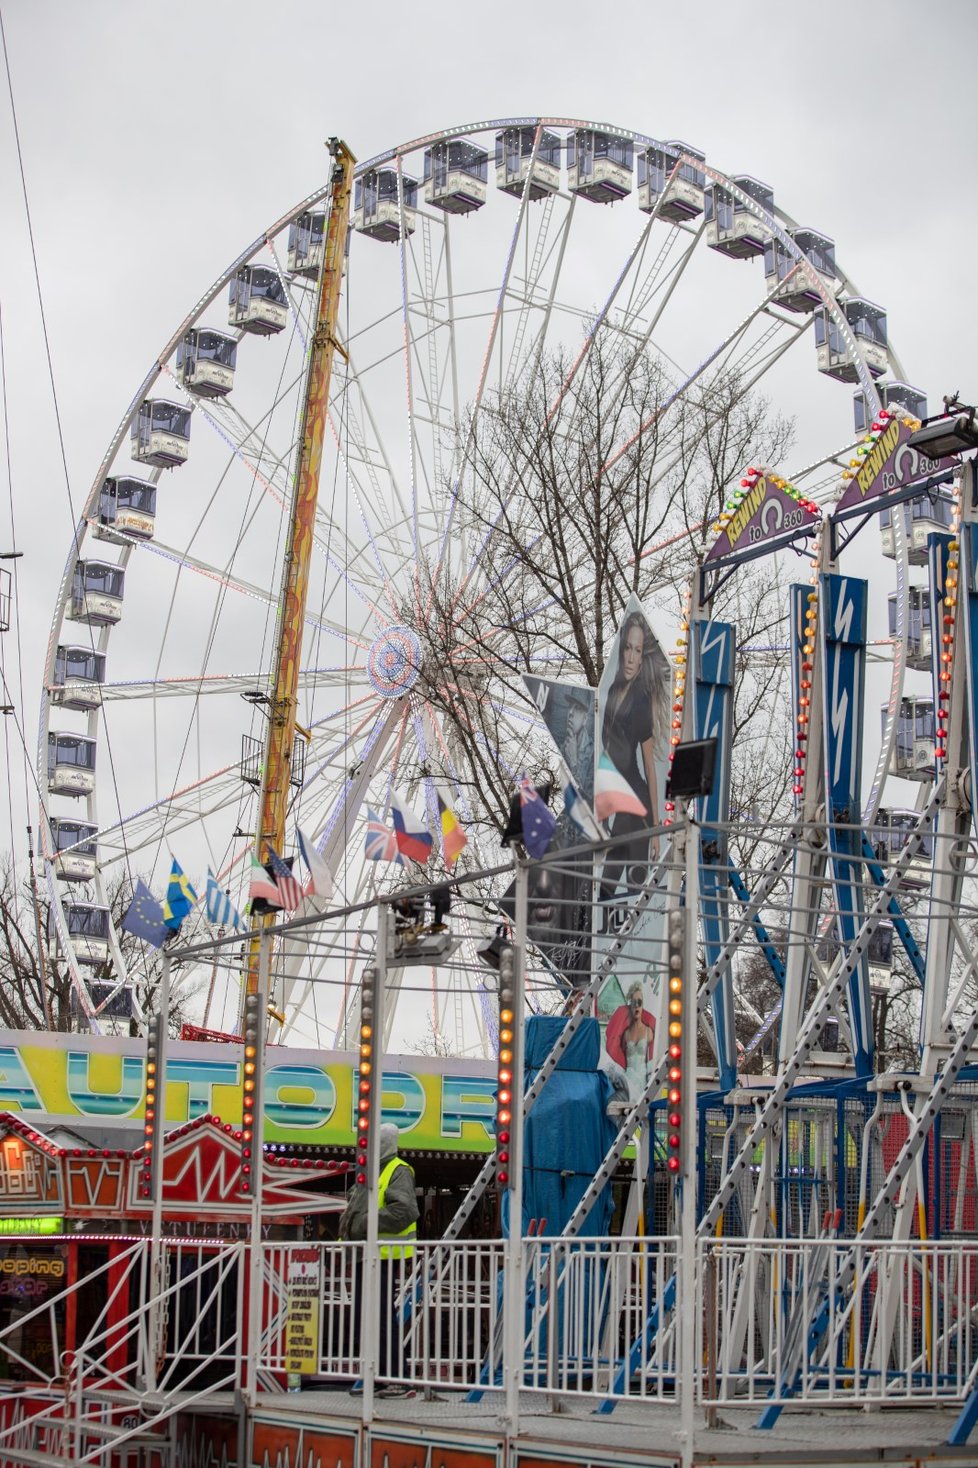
[365,807,402,864]
[266,844,303,910]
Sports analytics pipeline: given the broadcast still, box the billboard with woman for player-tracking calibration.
[594,595,671,1095]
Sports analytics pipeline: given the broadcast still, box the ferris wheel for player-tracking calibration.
[38,117,938,1045]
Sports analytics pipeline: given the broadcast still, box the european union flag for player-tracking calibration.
[163,859,197,931]
[122,880,168,948]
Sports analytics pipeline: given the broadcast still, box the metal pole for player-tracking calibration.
[147,949,170,1394]
[361,908,387,1420]
[679,814,699,1468]
[503,861,528,1434]
[244,930,270,1405]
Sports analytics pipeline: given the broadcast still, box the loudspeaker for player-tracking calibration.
[665,738,718,800]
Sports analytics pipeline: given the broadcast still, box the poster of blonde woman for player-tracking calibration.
[594,594,671,1097]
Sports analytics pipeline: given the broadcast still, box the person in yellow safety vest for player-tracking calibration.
[339,1122,419,1397]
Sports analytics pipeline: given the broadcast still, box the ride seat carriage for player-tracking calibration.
[814,298,888,383]
[494,127,561,201]
[227,265,288,335]
[93,476,157,544]
[49,903,109,967]
[880,490,954,565]
[853,381,927,436]
[47,731,97,797]
[868,808,935,866]
[288,210,327,275]
[763,228,835,312]
[566,129,632,205]
[131,399,191,468]
[886,697,934,781]
[49,818,98,882]
[52,646,105,711]
[68,562,124,627]
[353,170,418,242]
[887,589,933,670]
[636,141,705,221]
[176,328,237,398]
[423,141,488,215]
[705,175,773,258]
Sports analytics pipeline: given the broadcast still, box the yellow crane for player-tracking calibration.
[245,137,355,1001]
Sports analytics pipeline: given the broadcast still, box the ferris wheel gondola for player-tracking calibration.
[38,117,928,1042]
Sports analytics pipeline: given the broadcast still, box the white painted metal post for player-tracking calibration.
[679,815,699,1468]
[146,949,170,1395]
[361,906,387,1418]
[244,930,270,1405]
[503,860,528,1435]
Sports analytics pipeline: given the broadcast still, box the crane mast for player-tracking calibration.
[245,137,355,1001]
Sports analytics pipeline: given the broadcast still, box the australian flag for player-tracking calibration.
[518,776,557,858]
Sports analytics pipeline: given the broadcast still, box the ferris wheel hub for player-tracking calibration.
[367,625,423,699]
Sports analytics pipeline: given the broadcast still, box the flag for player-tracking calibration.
[122,880,168,948]
[389,789,434,864]
[365,807,402,863]
[163,859,197,931]
[248,854,282,910]
[437,795,467,865]
[298,828,333,899]
[266,845,302,911]
[205,869,245,932]
[594,754,647,824]
[518,776,557,858]
[564,780,603,841]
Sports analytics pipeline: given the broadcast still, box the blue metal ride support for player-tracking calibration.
[858,835,926,984]
[820,573,873,1077]
[596,1271,677,1413]
[727,866,785,989]
[692,618,737,1091]
[960,521,978,846]
[948,1385,978,1447]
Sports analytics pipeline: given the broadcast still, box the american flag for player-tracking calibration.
[365,807,402,863]
[265,845,303,910]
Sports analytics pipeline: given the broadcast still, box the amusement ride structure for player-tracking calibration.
[4,118,977,1464]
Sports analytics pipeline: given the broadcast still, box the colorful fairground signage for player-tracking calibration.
[0,1033,497,1153]
[701,467,820,598]
[835,409,958,513]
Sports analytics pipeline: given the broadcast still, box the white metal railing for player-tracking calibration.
[0,1239,246,1467]
[259,1236,681,1399]
[700,1237,978,1407]
[2,1231,975,1447]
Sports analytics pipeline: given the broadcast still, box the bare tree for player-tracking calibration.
[403,331,796,834]
[0,854,195,1034]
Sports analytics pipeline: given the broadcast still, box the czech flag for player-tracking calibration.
[390,789,434,864]
[594,754,647,824]
[437,795,468,865]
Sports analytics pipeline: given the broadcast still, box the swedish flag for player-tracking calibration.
[163,858,198,931]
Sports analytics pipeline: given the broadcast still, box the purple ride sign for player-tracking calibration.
[705,474,820,565]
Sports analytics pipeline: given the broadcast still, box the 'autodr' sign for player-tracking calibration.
[0,1034,496,1152]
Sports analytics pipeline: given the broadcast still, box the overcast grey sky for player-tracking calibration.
[1,0,976,871]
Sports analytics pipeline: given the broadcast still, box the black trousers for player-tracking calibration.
[351,1256,408,1381]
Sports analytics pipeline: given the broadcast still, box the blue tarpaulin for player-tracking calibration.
[503,1015,617,1237]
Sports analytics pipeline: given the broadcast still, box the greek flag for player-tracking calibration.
[205,869,245,933]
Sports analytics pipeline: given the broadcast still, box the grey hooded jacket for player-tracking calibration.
[338,1148,419,1242]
